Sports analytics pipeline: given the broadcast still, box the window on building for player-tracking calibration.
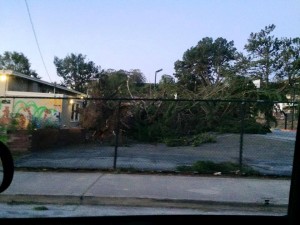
[71,102,80,122]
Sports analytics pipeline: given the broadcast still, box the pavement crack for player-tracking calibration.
[80,174,105,201]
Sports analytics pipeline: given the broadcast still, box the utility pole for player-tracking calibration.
[154,69,163,90]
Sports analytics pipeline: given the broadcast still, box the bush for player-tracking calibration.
[217,118,271,134]
[164,133,216,147]
[192,133,217,146]
[177,160,260,176]
[164,137,188,147]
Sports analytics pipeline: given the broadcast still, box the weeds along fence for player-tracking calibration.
[0,97,298,176]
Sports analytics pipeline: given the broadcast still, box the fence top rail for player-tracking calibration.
[0,96,299,104]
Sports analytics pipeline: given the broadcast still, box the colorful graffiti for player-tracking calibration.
[0,106,10,126]
[0,98,62,129]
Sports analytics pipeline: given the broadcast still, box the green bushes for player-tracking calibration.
[217,118,271,134]
[164,133,216,147]
[128,99,273,144]
[177,160,260,176]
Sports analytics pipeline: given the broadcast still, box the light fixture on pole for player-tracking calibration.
[154,68,163,89]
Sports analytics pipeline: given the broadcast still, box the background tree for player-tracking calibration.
[174,37,237,91]
[172,37,241,130]
[276,37,300,87]
[232,52,251,77]
[0,51,40,78]
[81,68,146,141]
[127,69,146,86]
[53,53,100,93]
[98,69,129,97]
[126,69,146,97]
[244,25,300,127]
[244,24,281,87]
[159,74,175,85]
[94,69,147,98]
[81,24,300,142]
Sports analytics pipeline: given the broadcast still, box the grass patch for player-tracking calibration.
[114,166,140,173]
[164,133,216,147]
[11,151,28,161]
[176,161,261,176]
[33,206,49,211]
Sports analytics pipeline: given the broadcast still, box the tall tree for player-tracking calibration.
[100,69,128,97]
[127,69,146,85]
[53,53,100,93]
[126,69,146,97]
[0,51,40,78]
[94,69,146,98]
[174,37,237,91]
[276,37,300,85]
[244,24,281,87]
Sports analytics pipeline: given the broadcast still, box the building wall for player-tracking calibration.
[61,99,83,128]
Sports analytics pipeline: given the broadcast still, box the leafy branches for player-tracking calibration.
[0,51,40,78]
[53,53,101,93]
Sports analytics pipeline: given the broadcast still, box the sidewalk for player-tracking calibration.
[0,171,291,212]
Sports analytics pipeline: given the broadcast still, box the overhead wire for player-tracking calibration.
[24,0,52,82]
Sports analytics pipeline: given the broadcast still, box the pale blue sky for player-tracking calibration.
[1,0,300,83]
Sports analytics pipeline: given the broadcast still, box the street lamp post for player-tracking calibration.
[154,69,163,90]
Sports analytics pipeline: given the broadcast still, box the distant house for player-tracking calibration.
[0,70,86,129]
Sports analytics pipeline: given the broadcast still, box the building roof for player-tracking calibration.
[1,70,86,96]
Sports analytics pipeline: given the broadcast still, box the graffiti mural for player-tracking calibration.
[0,106,10,126]
[0,98,62,129]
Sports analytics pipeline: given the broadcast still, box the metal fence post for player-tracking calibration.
[113,100,121,170]
[239,101,245,172]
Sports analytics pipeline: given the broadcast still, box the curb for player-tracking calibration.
[0,194,288,211]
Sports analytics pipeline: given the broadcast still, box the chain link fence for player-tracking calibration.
[0,97,298,176]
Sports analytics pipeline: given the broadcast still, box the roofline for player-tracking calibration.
[1,70,86,96]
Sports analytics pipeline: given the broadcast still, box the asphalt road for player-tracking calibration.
[14,130,296,176]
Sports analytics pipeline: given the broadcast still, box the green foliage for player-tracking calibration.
[164,133,216,147]
[93,69,146,98]
[159,74,175,85]
[54,53,100,93]
[217,118,271,134]
[79,24,299,141]
[128,98,273,143]
[33,206,49,211]
[244,24,280,86]
[192,133,217,146]
[177,161,261,176]
[276,37,300,83]
[164,137,188,147]
[174,37,237,90]
[0,51,40,78]
[131,120,164,143]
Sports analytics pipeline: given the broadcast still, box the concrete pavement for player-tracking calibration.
[13,130,296,176]
[0,171,291,216]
